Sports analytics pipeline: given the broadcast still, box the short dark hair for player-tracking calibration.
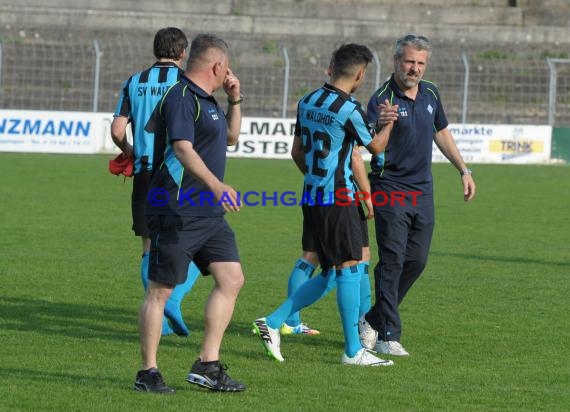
[329,43,373,79]
[153,27,188,59]
[187,33,229,69]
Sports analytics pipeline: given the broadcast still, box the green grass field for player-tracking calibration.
[0,153,569,411]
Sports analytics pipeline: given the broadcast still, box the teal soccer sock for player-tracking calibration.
[358,261,371,317]
[163,262,200,337]
[140,252,150,290]
[284,258,316,327]
[266,271,329,330]
[141,253,174,336]
[335,265,362,358]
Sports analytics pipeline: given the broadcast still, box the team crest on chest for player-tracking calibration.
[208,108,219,120]
[427,104,433,114]
[398,107,408,117]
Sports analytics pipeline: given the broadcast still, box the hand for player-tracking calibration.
[377,99,399,127]
[213,182,241,212]
[462,174,476,202]
[123,144,134,159]
[223,68,241,101]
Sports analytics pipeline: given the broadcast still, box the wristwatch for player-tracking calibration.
[228,95,243,105]
[460,168,473,176]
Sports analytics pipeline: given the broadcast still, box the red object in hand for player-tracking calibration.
[109,153,134,177]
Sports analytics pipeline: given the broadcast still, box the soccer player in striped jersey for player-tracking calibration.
[279,148,374,337]
[254,43,396,366]
[111,27,199,338]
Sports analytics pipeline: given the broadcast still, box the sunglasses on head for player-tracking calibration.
[402,34,430,42]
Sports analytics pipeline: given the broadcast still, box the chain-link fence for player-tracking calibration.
[1,29,569,126]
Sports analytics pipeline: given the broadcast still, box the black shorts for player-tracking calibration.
[302,205,369,251]
[302,205,363,270]
[146,215,240,286]
[132,170,151,237]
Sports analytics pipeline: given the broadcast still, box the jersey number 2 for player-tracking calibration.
[301,127,331,177]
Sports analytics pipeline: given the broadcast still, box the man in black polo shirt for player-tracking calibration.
[134,33,246,393]
[111,27,199,338]
[359,34,476,357]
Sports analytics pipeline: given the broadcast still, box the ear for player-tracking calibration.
[355,67,365,82]
[212,61,221,76]
[326,64,332,76]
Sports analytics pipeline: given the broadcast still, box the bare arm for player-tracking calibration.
[352,148,374,219]
[225,104,241,146]
[434,127,476,202]
[110,116,134,157]
[172,139,240,212]
[291,135,306,174]
[366,100,397,155]
[223,68,242,146]
[366,120,394,155]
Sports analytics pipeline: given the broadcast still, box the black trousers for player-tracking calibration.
[365,181,434,342]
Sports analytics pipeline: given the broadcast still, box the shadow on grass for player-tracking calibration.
[0,296,344,362]
[0,366,125,387]
[430,251,570,267]
[0,296,142,343]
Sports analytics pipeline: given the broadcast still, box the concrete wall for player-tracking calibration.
[1,3,568,46]
[0,0,526,26]
[0,0,514,9]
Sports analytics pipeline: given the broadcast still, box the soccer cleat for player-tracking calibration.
[251,317,285,362]
[186,359,246,392]
[341,348,394,366]
[358,315,378,350]
[280,322,320,336]
[134,368,175,394]
[375,340,410,356]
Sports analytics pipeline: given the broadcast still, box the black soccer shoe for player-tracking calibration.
[134,368,175,394]
[186,359,246,392]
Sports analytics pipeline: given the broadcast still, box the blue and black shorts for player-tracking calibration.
[302,205,369,252]
[302,205,363,270]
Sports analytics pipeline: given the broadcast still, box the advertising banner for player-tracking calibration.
[232,119,552,164]
[227,117,295,159]
[1,111,553,164]
[435,124,552,164]
[0,109,107,154]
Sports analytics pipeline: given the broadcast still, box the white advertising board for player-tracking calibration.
[1,111,553,164]
[0,110,107,154]
[433,124,552,164]
[227,117,295,159]
[231,119,552,164]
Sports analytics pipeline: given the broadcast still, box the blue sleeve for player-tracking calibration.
[161,85,197,144]
[347,106,373,147]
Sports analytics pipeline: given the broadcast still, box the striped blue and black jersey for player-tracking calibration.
[294,83,374,205]
[114,62,183,174]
